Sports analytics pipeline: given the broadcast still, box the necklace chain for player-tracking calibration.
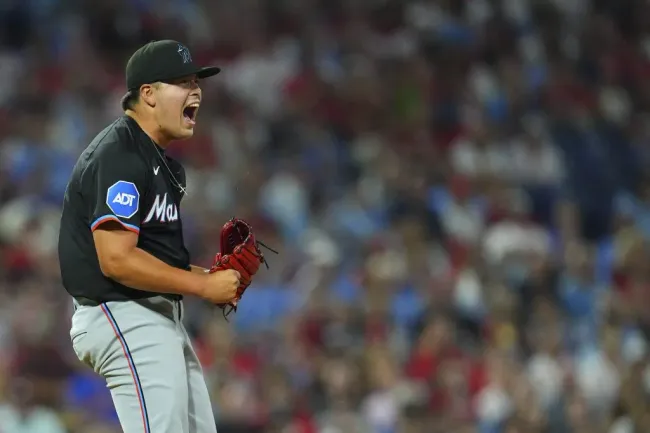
[149,139,189,197]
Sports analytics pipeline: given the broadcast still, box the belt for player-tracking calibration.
[74,296,101,307]
[73,296,182,322]
[73,295,181,307]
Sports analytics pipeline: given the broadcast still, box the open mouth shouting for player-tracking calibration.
[182,102,199,126]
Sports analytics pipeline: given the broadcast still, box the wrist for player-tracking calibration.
[186,272,208,298]
[190,264,210,274]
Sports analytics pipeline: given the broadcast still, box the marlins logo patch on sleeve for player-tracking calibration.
[106,181,140,218]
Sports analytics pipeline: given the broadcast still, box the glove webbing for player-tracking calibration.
[219,241,278,321]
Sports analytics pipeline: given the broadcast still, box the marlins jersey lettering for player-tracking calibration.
[58,115,190,302]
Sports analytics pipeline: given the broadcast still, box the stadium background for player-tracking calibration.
[1,0,650,432]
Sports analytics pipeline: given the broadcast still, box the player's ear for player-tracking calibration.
[139,84,157,108]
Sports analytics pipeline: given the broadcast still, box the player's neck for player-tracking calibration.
[125,110,171,149]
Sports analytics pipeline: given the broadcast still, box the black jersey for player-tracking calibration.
[58,115,190,302]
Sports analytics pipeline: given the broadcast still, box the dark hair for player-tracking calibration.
[120,89,139,111]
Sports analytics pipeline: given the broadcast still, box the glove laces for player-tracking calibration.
[220,240,278,321]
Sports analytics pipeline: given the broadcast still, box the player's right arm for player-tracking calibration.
[83,147,238,303]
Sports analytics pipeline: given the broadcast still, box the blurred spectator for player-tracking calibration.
[0,377,66,433]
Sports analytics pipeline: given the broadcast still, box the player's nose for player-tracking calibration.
[189,78,201,92]
[189,85,201,100]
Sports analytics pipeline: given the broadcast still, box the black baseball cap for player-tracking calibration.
[125,40,221,91]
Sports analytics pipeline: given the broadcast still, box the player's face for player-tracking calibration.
[153,75,201,141]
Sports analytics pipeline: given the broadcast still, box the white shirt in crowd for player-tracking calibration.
[450,135,565,186]
[0,405,66,433]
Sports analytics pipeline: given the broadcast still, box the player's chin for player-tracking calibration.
[176,121,196,139]
[180,127,195,138]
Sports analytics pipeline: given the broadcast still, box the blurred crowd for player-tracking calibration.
[1,0,650,432]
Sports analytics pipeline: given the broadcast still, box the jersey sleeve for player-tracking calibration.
[84,151,148,234]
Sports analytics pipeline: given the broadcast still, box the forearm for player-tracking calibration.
[190,264,209,274]
[103,248,205,297]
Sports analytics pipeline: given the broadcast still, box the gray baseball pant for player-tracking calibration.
[69,296,218,433]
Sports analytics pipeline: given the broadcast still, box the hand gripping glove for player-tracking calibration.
[209,217,277,318]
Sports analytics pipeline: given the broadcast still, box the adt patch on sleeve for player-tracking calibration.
[106,181,140,219]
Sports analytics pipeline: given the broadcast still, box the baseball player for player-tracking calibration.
[58,40,241,433]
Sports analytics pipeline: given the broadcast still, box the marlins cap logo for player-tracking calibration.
[177,44,192,64]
